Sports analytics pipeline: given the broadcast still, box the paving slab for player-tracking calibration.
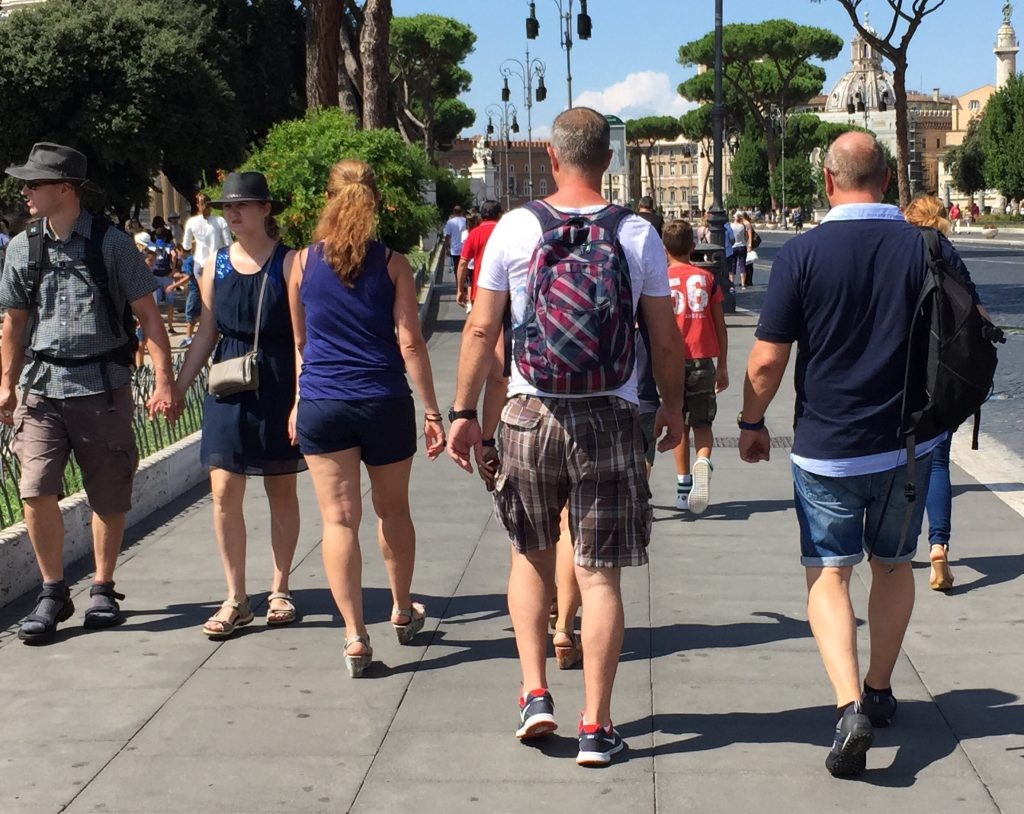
[0,289,1021,812]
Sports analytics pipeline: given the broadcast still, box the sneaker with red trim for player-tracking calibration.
[576,720,624,766]
[515,688,557,739]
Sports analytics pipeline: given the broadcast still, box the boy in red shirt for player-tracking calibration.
[664,220,729,514]
[456,199,502,312]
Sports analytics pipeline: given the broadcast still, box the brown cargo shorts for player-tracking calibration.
[493,395,653,568]
[12,386,138,515]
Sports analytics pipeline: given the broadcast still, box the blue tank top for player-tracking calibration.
[298,240,409,401]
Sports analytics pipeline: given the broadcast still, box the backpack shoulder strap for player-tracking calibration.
[523,199,568,233]
[918,226,942,264]
[592,204,632,238]
[25,219,47,308]
[83,216,123,337]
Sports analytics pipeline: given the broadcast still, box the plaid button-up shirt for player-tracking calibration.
[0,210,157,399]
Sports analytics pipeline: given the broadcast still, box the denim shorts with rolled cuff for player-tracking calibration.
[792,453,932,568]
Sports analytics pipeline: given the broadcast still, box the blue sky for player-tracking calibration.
[394,0,1013,138]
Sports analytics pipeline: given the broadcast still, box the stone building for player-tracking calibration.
[442,137,555,210]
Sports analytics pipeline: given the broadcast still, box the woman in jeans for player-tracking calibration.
[174,172,305,637]
[288,159,446,677]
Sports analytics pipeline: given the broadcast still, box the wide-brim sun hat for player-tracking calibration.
[209,171,285,215]
[5,142,89,184]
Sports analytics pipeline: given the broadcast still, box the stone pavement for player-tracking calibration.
[1,288,1022,814]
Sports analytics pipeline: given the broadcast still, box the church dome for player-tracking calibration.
[824,21,897,114]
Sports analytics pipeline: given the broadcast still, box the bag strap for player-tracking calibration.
[251,244,279,356]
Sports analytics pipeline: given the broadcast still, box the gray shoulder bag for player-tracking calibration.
[207,260,272,398]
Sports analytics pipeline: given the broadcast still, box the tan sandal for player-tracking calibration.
[391,602,426,645]
[344,634,372,678]
[929,545,955,591]
[202,597,254,640]
[266,591,297,626]
[553,628,582,670]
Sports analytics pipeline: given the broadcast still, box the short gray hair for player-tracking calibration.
[551,107,610,172]
[823,132,888,191]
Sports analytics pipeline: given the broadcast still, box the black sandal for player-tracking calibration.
[83,582,125,629]
[18,581,74,645]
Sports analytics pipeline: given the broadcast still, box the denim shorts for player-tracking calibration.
[153,276,174,306]
[297,395,416,465]
[185,288,201,323]
[792,454,932,567]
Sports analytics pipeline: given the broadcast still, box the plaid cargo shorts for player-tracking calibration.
[493,394,653,568]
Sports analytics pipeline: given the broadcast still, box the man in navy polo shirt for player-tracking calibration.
[737,132,970,778]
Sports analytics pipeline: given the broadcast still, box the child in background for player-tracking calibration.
[663,219,729,515]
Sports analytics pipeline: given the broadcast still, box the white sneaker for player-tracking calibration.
[676,492,690,512]
[688,458,713,514]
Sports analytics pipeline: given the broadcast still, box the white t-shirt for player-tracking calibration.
[476,204,670,405]
[182,214,232,270]
[443,216,466,254]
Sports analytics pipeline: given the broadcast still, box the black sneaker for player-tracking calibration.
[861,687,898,728]
[516,689,557,739]
[825,703,874,778]
[576,721,624,766]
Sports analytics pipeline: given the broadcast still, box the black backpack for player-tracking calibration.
[24,216,139,392]
[873,228,1004,563]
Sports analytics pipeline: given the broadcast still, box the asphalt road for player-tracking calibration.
[739,231,1024,462]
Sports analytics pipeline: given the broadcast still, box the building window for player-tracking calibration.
[539,179,548,195]
[669,164,676,176]
[508,177,517,196]
[669,189,676,203]
[659,164,664,176]
[937,138,941,148]
[969,100,980,111]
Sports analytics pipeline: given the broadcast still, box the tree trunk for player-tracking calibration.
[305,0,341,109]
[644,145,656,206]
[360,0,392,130]
[892,60,912,207]
[763,121,778,213]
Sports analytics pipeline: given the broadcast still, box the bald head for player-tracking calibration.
[551,107,611,173]
[823,132,889,195]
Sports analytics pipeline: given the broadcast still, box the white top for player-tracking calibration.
[182,214,232,270]
[476,204,670,405]
[443,216,466,253]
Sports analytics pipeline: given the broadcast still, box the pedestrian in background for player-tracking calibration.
[287,159,446,678]
[173,172,305,640]
[442,205,466,283]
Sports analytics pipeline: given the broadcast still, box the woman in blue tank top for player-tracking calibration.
[174,172,305,639]
[287,159,446,678]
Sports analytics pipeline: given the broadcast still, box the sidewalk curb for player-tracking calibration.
[950,430,1024,519]
[0,431,203,607]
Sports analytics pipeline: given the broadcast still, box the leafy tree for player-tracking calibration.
[0,0,245,220]
[678,20,842,212]
[679,103,746,210]
[813,0,948,206]
[626,116,683,208]
[390,15,477,159]
[433,99,478,152]
[770,156,817,211]
[944,118,986,198]
[434,170,473,216]
[729,136,771,209]
[236,108,436,252]
[979,74,1024,201]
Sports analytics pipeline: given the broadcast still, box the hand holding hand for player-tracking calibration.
[424,416,446,460]
[447,417,482,474]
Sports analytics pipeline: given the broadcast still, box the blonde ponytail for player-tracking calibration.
[313,159,380,286]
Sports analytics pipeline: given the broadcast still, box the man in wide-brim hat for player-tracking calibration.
[0,142,178,644]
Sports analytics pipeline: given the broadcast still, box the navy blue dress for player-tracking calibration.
[200,244,306,476]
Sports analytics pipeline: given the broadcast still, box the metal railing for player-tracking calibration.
[0,360,208,529]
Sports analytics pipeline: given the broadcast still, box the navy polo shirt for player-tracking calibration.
[756,204,974,463]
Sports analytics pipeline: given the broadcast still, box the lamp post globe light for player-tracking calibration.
[485,102,520,210]
[501,51,547,201]
[526,0,592,108]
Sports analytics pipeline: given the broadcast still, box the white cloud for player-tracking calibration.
[575,71,696,119]
[532,124,552,140]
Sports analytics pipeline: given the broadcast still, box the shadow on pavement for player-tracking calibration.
[619,688,1023,785]
[652,498,793,521]
[944,553,1024,595]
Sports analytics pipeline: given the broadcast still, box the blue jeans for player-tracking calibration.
[926,433,952,548]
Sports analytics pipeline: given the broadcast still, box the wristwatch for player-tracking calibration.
[481,438,496,447]
[737,411,765,431]
[448,408,479,422]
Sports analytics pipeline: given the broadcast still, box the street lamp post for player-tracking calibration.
[526,0,592,109]
[708,0,734,312]
[485,102,520,210]
[770,104,787,229]
[501,51,547,201]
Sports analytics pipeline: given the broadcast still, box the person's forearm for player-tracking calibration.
[0,312,26,389]
[456,261,469,293]
[742,346,788,421]
[174,325,218,391]
[651,337,685,411]
[140,313,174,385]
[480,367,508,438]
[455,318,502,410]
[402,340,441,415]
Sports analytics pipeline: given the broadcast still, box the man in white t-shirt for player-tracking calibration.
[181,193,232,277]
[447,107,685,767]
[441,205,466,283]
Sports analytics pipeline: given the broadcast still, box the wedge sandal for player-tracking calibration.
[391,602,426,645]
[553,628,582,670]
[344,634,372,678]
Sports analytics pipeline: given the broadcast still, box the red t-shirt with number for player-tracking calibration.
[668,262,723,359]
[460,220,499,302]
